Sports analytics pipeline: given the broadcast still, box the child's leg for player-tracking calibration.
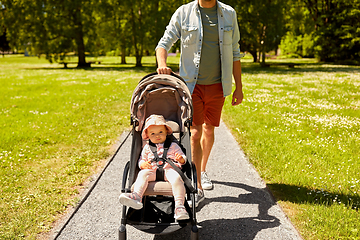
[165,169,189,220]
[133,169,156,197]
[164,168,185,207]
[119,169,156,209]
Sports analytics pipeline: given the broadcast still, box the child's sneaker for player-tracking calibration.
[119,192,143,209]
[174,206,189,220]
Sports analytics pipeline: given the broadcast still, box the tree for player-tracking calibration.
[279,0,315,58]
[302,0,360,62]
[228,0,288,63]
[0,7,11,56]
[232,0,262,62]
[96,0,132,64]
[316,0,360,62]
[124,0,179,67]
[105,0,179,67]
[0,28,11,56]
[116,0,148,67]
[1,0,99,67]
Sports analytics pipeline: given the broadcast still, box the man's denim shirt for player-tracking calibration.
[156,0,242,97]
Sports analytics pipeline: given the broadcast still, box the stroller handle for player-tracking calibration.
[139,71,186,84]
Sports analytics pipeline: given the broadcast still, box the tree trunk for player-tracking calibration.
[73,8,89,68]
[261,51,266,63]
[121,43,126,64]
[130,5,142,67]
[260,25,267,66]
[75,32,89,68]
[135,55,142,67]
[249,50,257,62]
[154,0,160,68]
[133,42,142,67]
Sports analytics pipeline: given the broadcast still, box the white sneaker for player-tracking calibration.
[174,206,189,220]
[119,192,143,209]
[201,172,213,190]
[188,189,205,208]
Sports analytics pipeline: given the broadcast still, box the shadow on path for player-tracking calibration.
[153,180,280,240]
[268,183,360,210]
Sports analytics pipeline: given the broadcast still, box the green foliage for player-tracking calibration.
[301,33,314,57]
[279,0,316,58]
[279,32,300,56]
[2,0,360,66]
[228,0,288,62]
[304,0,360,62]
[279,32,314,57]
[1,0,100,65]
[277,0,360,63]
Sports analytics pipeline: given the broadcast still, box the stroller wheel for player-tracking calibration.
[118,224,127,240]
[191,225,199,240]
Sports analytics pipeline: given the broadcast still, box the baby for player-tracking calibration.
[119,114,189,220]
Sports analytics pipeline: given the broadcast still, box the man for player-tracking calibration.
[156,0,243,207]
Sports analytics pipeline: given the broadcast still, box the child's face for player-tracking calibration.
[147,125,168,144]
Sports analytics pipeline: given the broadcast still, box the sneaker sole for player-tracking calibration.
[202,183,213,190]
[197,195,205,206]
[175,214,190,221]
[187,193,205,208]
[119,195,143,210]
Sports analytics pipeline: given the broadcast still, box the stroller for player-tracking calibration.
[119,73,199,240]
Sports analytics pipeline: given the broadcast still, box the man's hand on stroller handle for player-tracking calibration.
[157,66,172,75]
[156,48,172,75]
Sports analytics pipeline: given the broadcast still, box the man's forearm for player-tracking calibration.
[156,48,168,68]
[231,60,244,106]
[233,60,242,90]
[156,47,172,74]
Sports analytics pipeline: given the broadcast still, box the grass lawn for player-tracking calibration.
[223,60,360,239]
[1,55,359,239]
[0,55,158,239]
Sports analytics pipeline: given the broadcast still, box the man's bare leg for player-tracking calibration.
[201,123,215,173]
[190,124,203,190]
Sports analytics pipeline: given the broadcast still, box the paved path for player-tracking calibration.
[52,121,303,240]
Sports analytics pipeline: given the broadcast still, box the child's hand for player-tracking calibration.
[175,153,185,164]
[140,160,152,169]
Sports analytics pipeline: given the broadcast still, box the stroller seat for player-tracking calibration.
[132,181,174,196]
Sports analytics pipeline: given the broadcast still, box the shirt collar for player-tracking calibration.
[195,1,223,14]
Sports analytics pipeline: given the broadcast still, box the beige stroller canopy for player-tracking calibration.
[130,73,193,132]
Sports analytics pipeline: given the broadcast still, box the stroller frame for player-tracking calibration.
[118,73,199,240]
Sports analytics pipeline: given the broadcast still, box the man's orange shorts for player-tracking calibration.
[191,83,225,127]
